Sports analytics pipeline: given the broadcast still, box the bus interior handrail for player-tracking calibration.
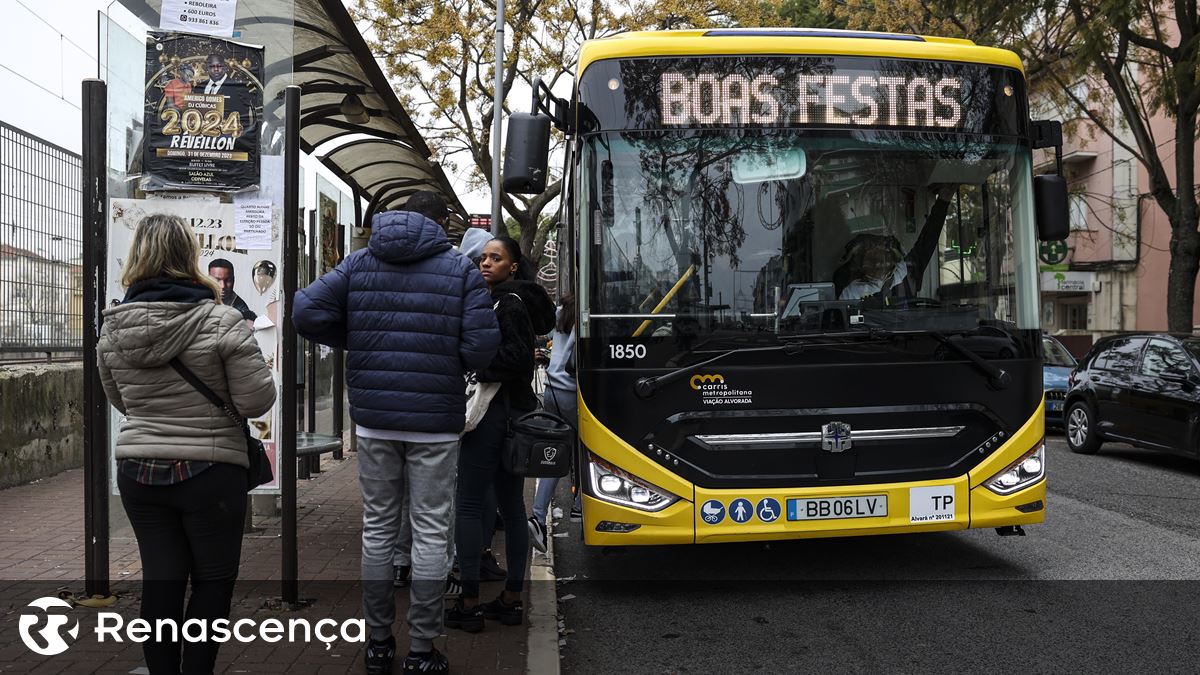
[632,265,696,337]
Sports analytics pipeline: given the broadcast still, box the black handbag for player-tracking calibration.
[169,358,274,491]
[499,388,573,478]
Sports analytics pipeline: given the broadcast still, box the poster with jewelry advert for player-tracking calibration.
[140,31,264,192]
[107,195,283,494]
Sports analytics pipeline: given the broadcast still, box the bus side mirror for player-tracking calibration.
[1034,174,1069,241]
[503,112,551,194]
[1030,120,1069,241]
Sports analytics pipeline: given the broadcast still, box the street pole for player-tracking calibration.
[81,78,109,599]
[491,0,505,236]
[281,84,301,606]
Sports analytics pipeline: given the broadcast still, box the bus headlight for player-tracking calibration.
[984,442,1046,495]
[588,454,679,512]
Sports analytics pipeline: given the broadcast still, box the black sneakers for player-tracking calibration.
[444,599,484,633]
[365,635,396,675]
[402,647,449,674]
[480,549,506,581]
[570,504,583,522]
[480,594,524,626]
[393,564,411,588]
[527,516,548,553]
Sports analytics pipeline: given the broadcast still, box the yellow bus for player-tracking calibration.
[504,28,1068,546]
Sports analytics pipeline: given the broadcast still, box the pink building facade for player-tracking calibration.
[1038,101,1200,351]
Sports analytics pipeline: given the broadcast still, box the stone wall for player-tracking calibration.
[0,363,83,489]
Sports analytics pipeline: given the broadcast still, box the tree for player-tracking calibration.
[778,0,845,29]
[355,0,778,259]
[823,0,1200,332]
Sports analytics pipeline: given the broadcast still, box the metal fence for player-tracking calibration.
[0,122,84,360]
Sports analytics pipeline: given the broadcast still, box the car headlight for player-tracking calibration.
[587,454,680,512]
[984,442,1046,495]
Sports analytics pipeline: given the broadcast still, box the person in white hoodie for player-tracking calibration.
[459,227,494,262]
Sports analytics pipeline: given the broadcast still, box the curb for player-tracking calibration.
[526,515,561,675]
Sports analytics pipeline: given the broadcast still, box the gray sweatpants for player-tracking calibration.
[358,437,458,652]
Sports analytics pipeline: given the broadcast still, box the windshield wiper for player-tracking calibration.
[634,345,783,398]
[779,327,896,353]
[925,331,1012,390]
[636,331,893,398]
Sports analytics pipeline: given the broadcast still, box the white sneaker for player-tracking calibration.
[527,516,548,553]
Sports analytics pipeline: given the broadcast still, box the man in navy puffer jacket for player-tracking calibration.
[293,192,499,675]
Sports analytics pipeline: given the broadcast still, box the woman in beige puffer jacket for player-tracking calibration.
[97,214,275,675]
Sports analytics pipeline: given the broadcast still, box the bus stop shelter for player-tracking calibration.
[83,0,462,605]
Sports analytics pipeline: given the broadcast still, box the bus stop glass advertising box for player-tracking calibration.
[100,0,297,525]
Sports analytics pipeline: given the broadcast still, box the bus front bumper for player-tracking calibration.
[580,475,1046,546]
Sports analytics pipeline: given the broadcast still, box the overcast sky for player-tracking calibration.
[0,0,491,213]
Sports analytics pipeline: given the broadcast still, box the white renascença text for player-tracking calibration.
[94,614,365,649]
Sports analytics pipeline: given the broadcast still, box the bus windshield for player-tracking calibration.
[583,129,1039,342]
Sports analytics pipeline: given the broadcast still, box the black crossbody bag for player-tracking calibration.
[501,388,573,478]
[169,358,273,491]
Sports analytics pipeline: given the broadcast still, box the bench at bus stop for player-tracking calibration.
[296,431,342,479]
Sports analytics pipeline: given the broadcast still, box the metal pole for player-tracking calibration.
[82,78,109,598]
[490,0,505,236]
[306,209,316,435]
[281,85,301,605]
[332,216,346,459]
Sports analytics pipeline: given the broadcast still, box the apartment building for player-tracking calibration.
[1038,86,1199,352]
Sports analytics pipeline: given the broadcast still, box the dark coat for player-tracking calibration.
[480,279,556,413]
[292,210,500,434]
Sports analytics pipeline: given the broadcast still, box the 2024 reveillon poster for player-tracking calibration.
[141,31,264,192]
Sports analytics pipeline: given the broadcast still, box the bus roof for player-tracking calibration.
[577,28,1024,76]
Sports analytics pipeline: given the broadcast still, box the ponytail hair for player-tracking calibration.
[556,293,575,334]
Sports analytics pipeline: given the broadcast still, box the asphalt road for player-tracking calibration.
[549,435,1200,673]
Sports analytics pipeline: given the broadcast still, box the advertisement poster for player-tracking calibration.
[316,177,342,273]
[319,194,339,273]
[107,196,283,494]
[141,31,264,192]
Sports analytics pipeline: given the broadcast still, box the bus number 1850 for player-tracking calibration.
[609,344,647,360]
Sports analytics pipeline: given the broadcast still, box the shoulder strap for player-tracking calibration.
[169,358,245,427]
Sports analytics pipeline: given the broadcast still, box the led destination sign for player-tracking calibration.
[660,73,965,128]
[578,56,1024,136]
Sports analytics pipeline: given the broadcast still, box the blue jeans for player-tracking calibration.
[532,386,580,522]
[456,398,528,599]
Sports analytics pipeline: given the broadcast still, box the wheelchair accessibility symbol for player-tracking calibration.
[757,498,781,523]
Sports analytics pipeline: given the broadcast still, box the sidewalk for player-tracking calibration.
[0,451,544,674]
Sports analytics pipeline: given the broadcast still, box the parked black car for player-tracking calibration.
[1065,334,1200,457]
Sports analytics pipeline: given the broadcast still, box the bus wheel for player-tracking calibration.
[1066,401,1101,455]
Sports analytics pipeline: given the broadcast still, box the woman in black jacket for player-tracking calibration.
[446,237,554,632]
